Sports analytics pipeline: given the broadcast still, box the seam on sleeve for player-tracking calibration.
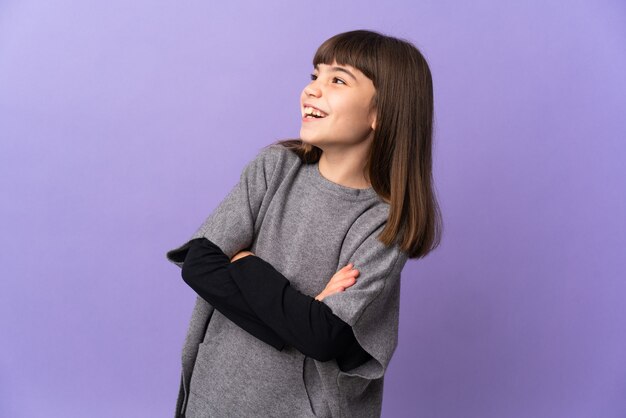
[351,248,403,327]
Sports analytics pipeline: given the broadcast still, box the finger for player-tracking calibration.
[330,279,355,293]
[329,270,357,285]
[342,277,357,287]
[340,269,359,280]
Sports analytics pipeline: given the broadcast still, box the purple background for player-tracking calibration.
[1,1,625,417]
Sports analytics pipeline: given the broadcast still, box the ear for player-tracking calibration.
[370,112,377,131]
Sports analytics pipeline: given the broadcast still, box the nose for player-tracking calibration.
[304,79,321,97]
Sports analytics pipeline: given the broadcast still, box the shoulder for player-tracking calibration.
[249,143,301,172]
[354,202,392,235]
[264,143,302,166]
[238,143,295,183]
[343,202,407,264]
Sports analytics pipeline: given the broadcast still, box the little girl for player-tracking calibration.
[166,29,442,418]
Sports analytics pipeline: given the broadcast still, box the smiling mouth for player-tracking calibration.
[302,106,328,119]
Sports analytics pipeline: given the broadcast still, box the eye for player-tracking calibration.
[309,74,346,85]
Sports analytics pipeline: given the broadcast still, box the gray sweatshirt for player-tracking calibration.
[166,143,409,418]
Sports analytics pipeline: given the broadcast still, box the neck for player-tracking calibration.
[318,147,371,190]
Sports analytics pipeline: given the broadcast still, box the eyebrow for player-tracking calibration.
[314,64,358,82]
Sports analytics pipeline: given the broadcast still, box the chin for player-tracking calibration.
[298,130,315,145]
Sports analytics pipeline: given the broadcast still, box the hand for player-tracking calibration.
[231,250,255,263]
[315,263,359,302]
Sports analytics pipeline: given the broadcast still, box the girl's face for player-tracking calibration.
[300,60,377,149]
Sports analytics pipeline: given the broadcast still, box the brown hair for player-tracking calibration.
[272,29,442,259]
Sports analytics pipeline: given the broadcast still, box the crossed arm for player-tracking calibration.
[180,237,373,372]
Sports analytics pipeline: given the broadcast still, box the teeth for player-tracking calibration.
[304,106,326,118]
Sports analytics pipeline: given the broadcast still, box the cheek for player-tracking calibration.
[343,103,373,125]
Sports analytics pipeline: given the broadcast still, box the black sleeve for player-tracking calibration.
[180,237,373,371]
[180,238,286,351]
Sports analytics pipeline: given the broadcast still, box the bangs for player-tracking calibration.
[312,30,382,85]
